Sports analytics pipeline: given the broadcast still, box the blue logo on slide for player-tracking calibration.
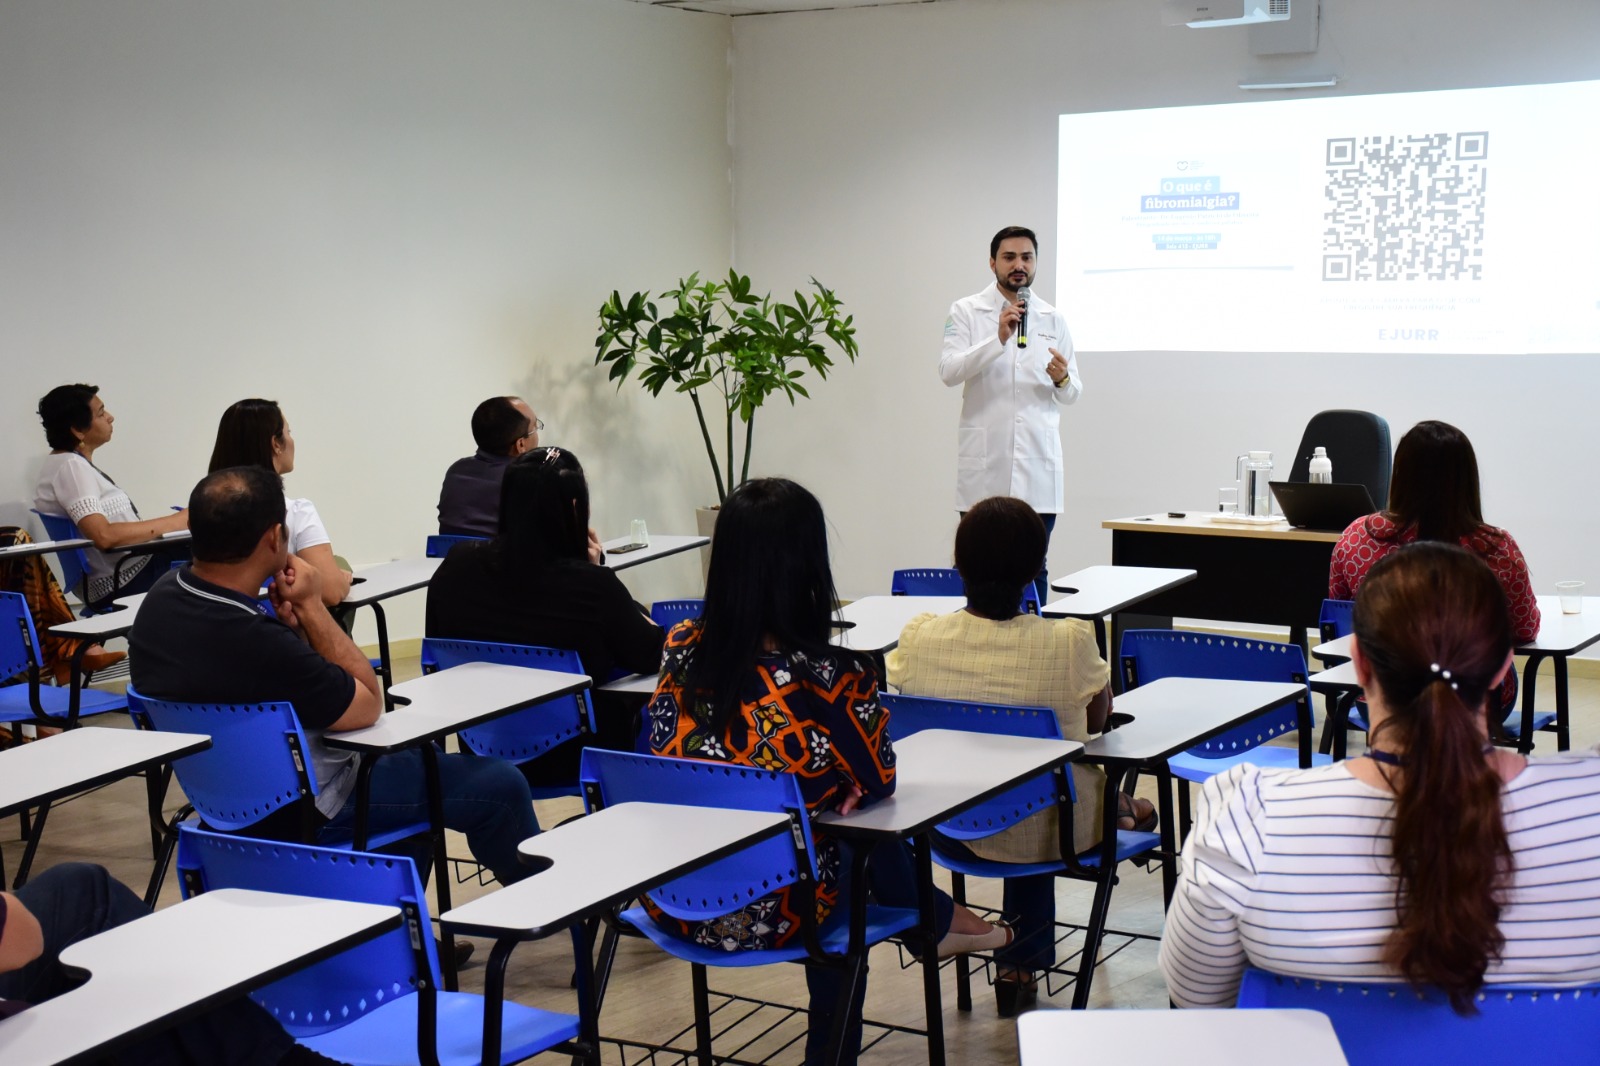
[1154,233,1221,250]
[1142,176,1239,212]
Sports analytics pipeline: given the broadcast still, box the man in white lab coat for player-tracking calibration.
[939,226,1081,603]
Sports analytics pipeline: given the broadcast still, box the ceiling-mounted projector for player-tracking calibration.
[1164,0,1290,28]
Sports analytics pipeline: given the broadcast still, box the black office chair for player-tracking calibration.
[1288,410,1392,508]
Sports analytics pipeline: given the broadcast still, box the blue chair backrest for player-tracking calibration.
[1119,630,1311,757]
[651,599,704,630]
[879,693,1071,841]
[420,638,595,763]
[31,510,91,599]
[891,568,1039,615]
[176,826,438,1038]
[1236,968,1600,1064]
[127,686,319,833]
[0,592,43,684]
[425,533,485,558]
[1320,598,1355,643]
[579,748,818,921]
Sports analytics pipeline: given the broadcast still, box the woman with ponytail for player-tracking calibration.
[1161,542,1600,1011]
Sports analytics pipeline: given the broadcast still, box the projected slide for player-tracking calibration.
[1056,81,1600,354]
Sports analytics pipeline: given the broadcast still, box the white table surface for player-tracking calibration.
[601,533,709,572]
[324,661,592,752]
[1017,1008,1348,1066]
[817,728,1081,838]
[1080,678,1307,765]
[0,536,92,560]
[0,888,400,1066]
[1311,633,1354,662]
[1316,595,1600,662]
[0,727,211,815]
[1043,564,1197,617]
[441,802,789,940]
[598,672,659,695]
[1309,660,1361,693]
[49,593,147,640]
[343,556,443,607]
[834,596,964,654]
[1104,513,1342,544]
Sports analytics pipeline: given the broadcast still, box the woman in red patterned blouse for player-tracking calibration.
[1329,421,1539,712]
[646,478,1008,1066]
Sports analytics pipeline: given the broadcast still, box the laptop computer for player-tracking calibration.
[1268,481,1376,532]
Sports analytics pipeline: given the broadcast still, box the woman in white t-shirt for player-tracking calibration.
[207,399,351,606]
[33,384,189,608]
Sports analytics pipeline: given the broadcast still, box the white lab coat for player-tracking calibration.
[940,282,1080,512]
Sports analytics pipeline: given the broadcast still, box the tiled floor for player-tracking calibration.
[6,658,1597,1064]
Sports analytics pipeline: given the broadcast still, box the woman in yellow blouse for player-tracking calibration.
[887,495,1155,1015]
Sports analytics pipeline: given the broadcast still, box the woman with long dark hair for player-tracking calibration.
[647,478,1009,1065]
[1163,543,1600,1010]
[208,399,350,606]
[1330,419,1539,650]
[426,447,664,782]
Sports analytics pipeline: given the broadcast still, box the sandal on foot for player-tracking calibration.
[1117,793,1159,833]
[936,920,1015,959]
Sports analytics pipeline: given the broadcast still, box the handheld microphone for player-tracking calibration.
[1015,285,1030,349]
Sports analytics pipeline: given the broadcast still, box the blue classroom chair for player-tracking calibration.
[425,533,485,559]
[177,826,581,1066]
[882,693,1161,1011]
[128,686,430,905]
[579,748,931,1066]
[420,638,595,801]
[891,568,1041,614]
[31,510,97,611]
[650,598,704,630]
[1119,630,1329,834]
[1,592,131,888]
[1237,967,1600,1065]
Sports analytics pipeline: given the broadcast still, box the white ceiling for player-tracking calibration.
[628,0,941,15]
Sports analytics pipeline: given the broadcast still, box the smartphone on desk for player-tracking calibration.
[608,542,649,555]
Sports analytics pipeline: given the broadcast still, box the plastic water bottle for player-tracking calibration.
[1309,446,1333,484]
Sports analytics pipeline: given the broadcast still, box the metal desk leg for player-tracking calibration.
[1555,654,1572,751]
[1072,765,1129,1009]
[370,601,396,710]
[1156,764,1178,906]
[12,799,52,889]
[1517,654,1547,756]
[480,938,516,1066]
[420,744,457,992]
[911,836,946,1066]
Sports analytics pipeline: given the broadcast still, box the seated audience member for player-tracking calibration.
[33,384,188,609]
[437,396,539,537]
[1,863,347,1065]
[0,527,122,684]
[426,446,664,784]
[130,465,537,887]
[1161,543,1600,1010]
[209,398,351,606]
[1329,419,1538,715]
[886,495,1153,1017]
[646,478,1010,1066]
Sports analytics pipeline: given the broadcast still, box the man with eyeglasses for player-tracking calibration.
[437,395,541,538]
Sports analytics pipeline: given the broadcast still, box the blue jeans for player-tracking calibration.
[322,748,538,885]
[804,839,955,1066]
[0,863,293,1065]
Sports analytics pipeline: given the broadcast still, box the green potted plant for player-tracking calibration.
[594,270,860,511]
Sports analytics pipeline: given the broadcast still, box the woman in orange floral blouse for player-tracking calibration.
[646,478,1008,1066]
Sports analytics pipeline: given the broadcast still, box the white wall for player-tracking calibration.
[0,0,733,629]
[730,0,1600,612]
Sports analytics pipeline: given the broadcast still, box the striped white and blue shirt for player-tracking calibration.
[1160,755,1600,1007]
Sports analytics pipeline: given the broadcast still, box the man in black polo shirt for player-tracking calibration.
[436,395,538,537]
[131,465,538,886]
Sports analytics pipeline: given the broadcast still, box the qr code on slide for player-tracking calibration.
[1322,132,1488,282]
